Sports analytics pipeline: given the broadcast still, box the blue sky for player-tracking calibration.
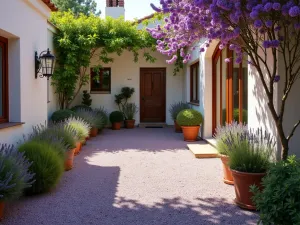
[96,0,160,20]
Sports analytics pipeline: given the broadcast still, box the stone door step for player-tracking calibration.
[139,123,167,128]
[187,143,218,158]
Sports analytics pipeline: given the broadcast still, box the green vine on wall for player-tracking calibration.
[50,12,157,109]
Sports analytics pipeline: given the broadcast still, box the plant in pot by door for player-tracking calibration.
[0,144,34,220]
[214,122,248,185]
[122,103,138,129]
[226,129,275,210]
[109,111,124,130]
[176,109,203,142]
[169,101,191,133]
[251,155,300,225]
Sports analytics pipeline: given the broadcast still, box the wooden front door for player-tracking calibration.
[140,68,166,122]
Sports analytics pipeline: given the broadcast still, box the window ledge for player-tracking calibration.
[189,102,200,106]
[90,91,111,94]
[0,122,25,130]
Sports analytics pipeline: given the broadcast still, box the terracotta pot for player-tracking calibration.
[0,202,4,220]
[181,126,200,142]
[220,155,234,185]
[64,148,75,171]
[125,120,135,129]
[90,127,98,137]
[231,170,266,210]
[112,122,121,130]
[74,142,82,156]
[174,120,182,133]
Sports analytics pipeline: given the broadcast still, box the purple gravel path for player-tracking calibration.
[3,128,258,225]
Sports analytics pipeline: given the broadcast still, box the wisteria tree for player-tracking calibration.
[148,0,300,160]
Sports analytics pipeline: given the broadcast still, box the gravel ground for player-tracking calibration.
[3,128,258,225]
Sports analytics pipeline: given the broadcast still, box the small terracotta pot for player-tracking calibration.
[0,202,4,220]
[125,120,135,129]
[220,155,234,185]
[74,142,82,156]
[90,127,98,137]
[174,120,182,133]
[181,126,200,142]
[64,148,75,171]
[231,170,266,210]
[112,122,121,130]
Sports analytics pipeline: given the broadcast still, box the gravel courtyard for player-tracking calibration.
[3,128,258,225]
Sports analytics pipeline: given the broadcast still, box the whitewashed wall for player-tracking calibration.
[71,50,184,125]
[0,0,52,144]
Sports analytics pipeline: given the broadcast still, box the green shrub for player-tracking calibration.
[0,144,35,201]
[94,107,109,126]
[75,109,105,129]
[122,103,138,120]
[169,101,191,121]
[222,108,248,124]
[214,122,248,155]
[251,156,300,225]
[82,90,92,106]
[18,141,64,195]
[176,109,203,126]
[51,109,75,123]
[109,111,124,123]
[65,117,91,142]
[227,129,275,173]
[71,104,92,112]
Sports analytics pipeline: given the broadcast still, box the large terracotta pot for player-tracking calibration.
[174,120,182,133]
[90,127,98,137]
[112,122,121,130]
[74,142,82,156]
[231,170,266,210]
[64,148,75,171]
[0,202,4,220]
[125,120,135,129]
[181,126,200,142]
[220,155,234,185]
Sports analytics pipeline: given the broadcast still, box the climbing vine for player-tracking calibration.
[50,12,157,109]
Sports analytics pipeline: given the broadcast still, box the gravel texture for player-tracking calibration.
[3,128,258,225]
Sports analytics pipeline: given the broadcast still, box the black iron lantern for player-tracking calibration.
[35,48,55,80]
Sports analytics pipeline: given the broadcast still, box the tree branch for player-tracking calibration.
[287,120,300,141]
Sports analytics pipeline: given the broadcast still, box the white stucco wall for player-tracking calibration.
[71,50,184,125]
[0,0,52,144]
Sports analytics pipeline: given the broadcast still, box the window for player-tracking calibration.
[190,62,199,104]
[0,36,8,123]
[90,68,111,93]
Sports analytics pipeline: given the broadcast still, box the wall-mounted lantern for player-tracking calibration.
[35,48,55,80]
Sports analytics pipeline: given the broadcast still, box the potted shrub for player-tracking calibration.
[214,122,248,185]
[70,105,92,112]
[251,155,300,224]
[18,140,64,195]
[65,117,91,153]
[109,111,124,130]
[169,101,190,133]
[0,144,34,219]
[51,109,75,123]
[122,103,138,129]
[176,109,203,141]
[226,128,275,210]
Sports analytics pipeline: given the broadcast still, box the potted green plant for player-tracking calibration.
[51,109,75,123]
[226,128,275,210]
[176,109,203,141]
[94,107,109,133]
[109,111,124,130]
[169,101,190,133]
[0,144,34,219]
[251,155,300,224]
[214,122,248,185]
[122,103,138,129]
[82,90,92,107]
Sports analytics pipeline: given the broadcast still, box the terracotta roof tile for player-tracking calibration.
[41,0,58,12]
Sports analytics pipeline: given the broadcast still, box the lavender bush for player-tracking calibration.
[0,144,35,201]
[214,122,248,156]
[148,0,300,160]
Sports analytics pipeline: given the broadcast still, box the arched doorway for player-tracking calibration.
[212,45,248,133]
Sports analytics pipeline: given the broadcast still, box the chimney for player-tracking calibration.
[105,0,125,18]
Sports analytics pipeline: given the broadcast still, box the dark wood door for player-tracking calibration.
[140,68,166,122]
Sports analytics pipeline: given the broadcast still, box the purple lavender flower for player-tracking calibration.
[150,3,162,12]
[254,20,263,28]
[274,75,280,83]
[289,6,300,17]
[273,3,281,11]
